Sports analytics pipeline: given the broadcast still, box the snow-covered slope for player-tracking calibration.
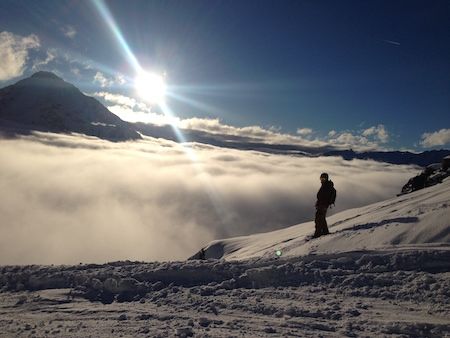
[200,177,450,261]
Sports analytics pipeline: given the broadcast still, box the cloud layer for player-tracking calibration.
[0,132,418,264]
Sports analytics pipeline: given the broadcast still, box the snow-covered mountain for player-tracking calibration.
[194,176,450,261]
[0,71,140,142]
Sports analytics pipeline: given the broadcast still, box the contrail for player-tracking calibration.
[381,39,401,46]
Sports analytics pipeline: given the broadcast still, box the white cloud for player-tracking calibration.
[377,126,389,143]
[336,133,366,144]
[57,50,95,71]
[179,117,328,148]
[0,31,40,81]
[93,91,391,151]
[0,132,418,264]
[95,91,138,108]
[326,125,390,150]
[362,124,389,143]
[32,49,56,71]
[297,128,313,136]
[27,47,95,76]
[71,67,80,76]
[362,127,375,137]
[116,74,126,85]
[420,129,450,147]
[269,126,282,133]
[93,92,174,125]
[327,132,376,150]
[93,71,127,88]
[108,104,178,126]
[61,25,77,39]
[333,132,370,147]
[92,91,327,147]
[178,119,391,151]
[94,71,113,87]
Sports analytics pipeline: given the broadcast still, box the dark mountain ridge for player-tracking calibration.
[0,71,140,142]
[322,149,450,167]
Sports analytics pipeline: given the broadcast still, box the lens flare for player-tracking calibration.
[135,72,166,104]
[91,0,229,228]
[92,0,141,71]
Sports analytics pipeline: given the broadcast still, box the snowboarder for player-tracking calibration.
[313,172,336,238]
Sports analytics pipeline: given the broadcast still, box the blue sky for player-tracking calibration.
[0,0,449,150]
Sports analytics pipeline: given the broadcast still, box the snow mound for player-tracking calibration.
[1,250,449,303]
[1,250,449,336]
[196,177,450,261]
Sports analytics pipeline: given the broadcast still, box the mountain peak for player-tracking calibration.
[0,71,141,142]
[30,71,62,80]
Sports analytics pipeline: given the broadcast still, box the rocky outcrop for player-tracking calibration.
[400,157,450,195]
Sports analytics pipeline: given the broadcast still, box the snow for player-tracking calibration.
[0,177,449,337]
[0,249,449,337]
[200,177,450,261]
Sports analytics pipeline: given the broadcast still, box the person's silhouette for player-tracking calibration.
[313,173,335,238]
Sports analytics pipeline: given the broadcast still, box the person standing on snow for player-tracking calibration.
[313,172,336,238]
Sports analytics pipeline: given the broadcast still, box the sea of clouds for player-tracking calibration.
[0,132,419,264]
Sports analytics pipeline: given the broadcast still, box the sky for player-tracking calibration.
[0,0,449,151]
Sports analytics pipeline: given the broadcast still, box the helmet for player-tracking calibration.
[320,172,329,180]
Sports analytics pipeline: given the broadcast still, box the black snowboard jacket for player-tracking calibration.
[316,180,334,208]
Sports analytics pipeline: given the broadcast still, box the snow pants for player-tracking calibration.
[314,205,329,237]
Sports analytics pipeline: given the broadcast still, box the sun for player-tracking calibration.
[134,71,166,104]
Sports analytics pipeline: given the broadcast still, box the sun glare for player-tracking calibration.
[135,71,166,104]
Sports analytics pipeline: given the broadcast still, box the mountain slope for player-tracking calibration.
[195,177,450,260]
[0,71,140,141]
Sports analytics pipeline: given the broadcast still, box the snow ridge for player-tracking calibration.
[197,177,450,261]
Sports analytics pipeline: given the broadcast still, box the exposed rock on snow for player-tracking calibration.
[401,158,450,195]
